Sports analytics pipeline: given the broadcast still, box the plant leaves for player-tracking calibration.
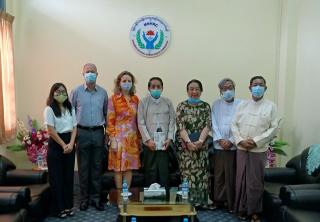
[32,119,39,130]
[17,131,25,141]
[273,140,288,146]
[7,144,25,152]
[273,148,287,156]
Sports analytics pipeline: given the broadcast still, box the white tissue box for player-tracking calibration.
[143,187,166,198]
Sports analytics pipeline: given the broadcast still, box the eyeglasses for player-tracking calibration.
[188,87,201,92]
[251,83,265,87]
[54,91,67,96]
[222,86,234,91]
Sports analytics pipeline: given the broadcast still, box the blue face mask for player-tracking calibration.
[251,86,265,98]
[222,90,235,101]
[120,82,132,91]
[84,72,97,84]
[187,97,201,104]
[150,89,162,99]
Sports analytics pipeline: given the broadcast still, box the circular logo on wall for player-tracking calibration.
[130,15,171,57]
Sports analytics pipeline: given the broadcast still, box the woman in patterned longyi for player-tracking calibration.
[107,71,141,189]
[176,79,212,208]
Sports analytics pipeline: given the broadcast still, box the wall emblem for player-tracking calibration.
[130,15,170,57]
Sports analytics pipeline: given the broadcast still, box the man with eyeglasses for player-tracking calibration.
[211,78,241,212]
[70,63,108,211]
[137,77,176,188]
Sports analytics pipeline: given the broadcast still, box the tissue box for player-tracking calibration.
[143,187,166,198]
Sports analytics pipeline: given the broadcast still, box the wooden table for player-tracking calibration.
[109,187,197,222]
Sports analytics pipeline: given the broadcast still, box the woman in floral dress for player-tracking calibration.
[176,79,211,208]
[107,71,141,189]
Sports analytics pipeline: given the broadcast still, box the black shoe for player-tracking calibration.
[91,201,105,211]
[201,204,212,210]
[208,204,218,210]
[57,211,67,219]
[79,201,89,211]
[194,203,202,211]
[64,209,75,216]
[238,212,248,221]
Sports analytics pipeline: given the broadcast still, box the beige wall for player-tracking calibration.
[3,0,290,166]
[292,0,320,151]
[276,0,300,163]
[7,0,280,120]
[277,0,320,164]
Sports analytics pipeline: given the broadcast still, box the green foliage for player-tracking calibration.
[155,30,164,49]
[7,144,24,152]
[273,148,287,156]
[16,131,25,141]
[270,140,288,156]
[271,140,288,147]
[31,119,39,130]
[136,30,145,49]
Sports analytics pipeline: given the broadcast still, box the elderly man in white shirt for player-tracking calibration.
[211,78,241,212]
[231,76,278,222]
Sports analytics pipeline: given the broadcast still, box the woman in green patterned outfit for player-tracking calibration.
[176,79,211,209]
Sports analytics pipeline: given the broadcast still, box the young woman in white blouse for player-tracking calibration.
[44,83,77,218]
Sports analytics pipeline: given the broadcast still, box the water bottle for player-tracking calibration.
[122,179,128,201]
[37,153,44,169]
[182,178,189,199]
[131,216,137,222]
[183,217,189,222]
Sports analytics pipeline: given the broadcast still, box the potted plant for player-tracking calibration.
[7,116,48,169]
[266,140,288,168]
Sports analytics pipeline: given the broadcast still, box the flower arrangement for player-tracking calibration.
[7,116,49,164]
[267,140,288,168]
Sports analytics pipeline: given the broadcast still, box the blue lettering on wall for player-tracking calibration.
[144,22,158,27]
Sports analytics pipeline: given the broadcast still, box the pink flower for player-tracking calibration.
[17,117,48,164]
[37,131,43,140]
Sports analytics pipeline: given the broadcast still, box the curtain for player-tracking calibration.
[0,10,16,144]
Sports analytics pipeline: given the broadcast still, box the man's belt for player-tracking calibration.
[77,125,104,131]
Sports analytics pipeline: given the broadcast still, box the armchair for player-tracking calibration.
[279,184,320,222]
[263,147,320,221]
[0,155,50,222]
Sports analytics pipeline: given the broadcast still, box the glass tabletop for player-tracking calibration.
[109,187,191,206]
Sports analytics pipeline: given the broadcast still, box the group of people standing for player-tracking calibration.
[212,77,278,222]
[44,62,278,222]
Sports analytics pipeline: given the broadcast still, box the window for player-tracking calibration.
[0,10,16,143]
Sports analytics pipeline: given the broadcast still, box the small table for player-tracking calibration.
[109,187,197,222]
